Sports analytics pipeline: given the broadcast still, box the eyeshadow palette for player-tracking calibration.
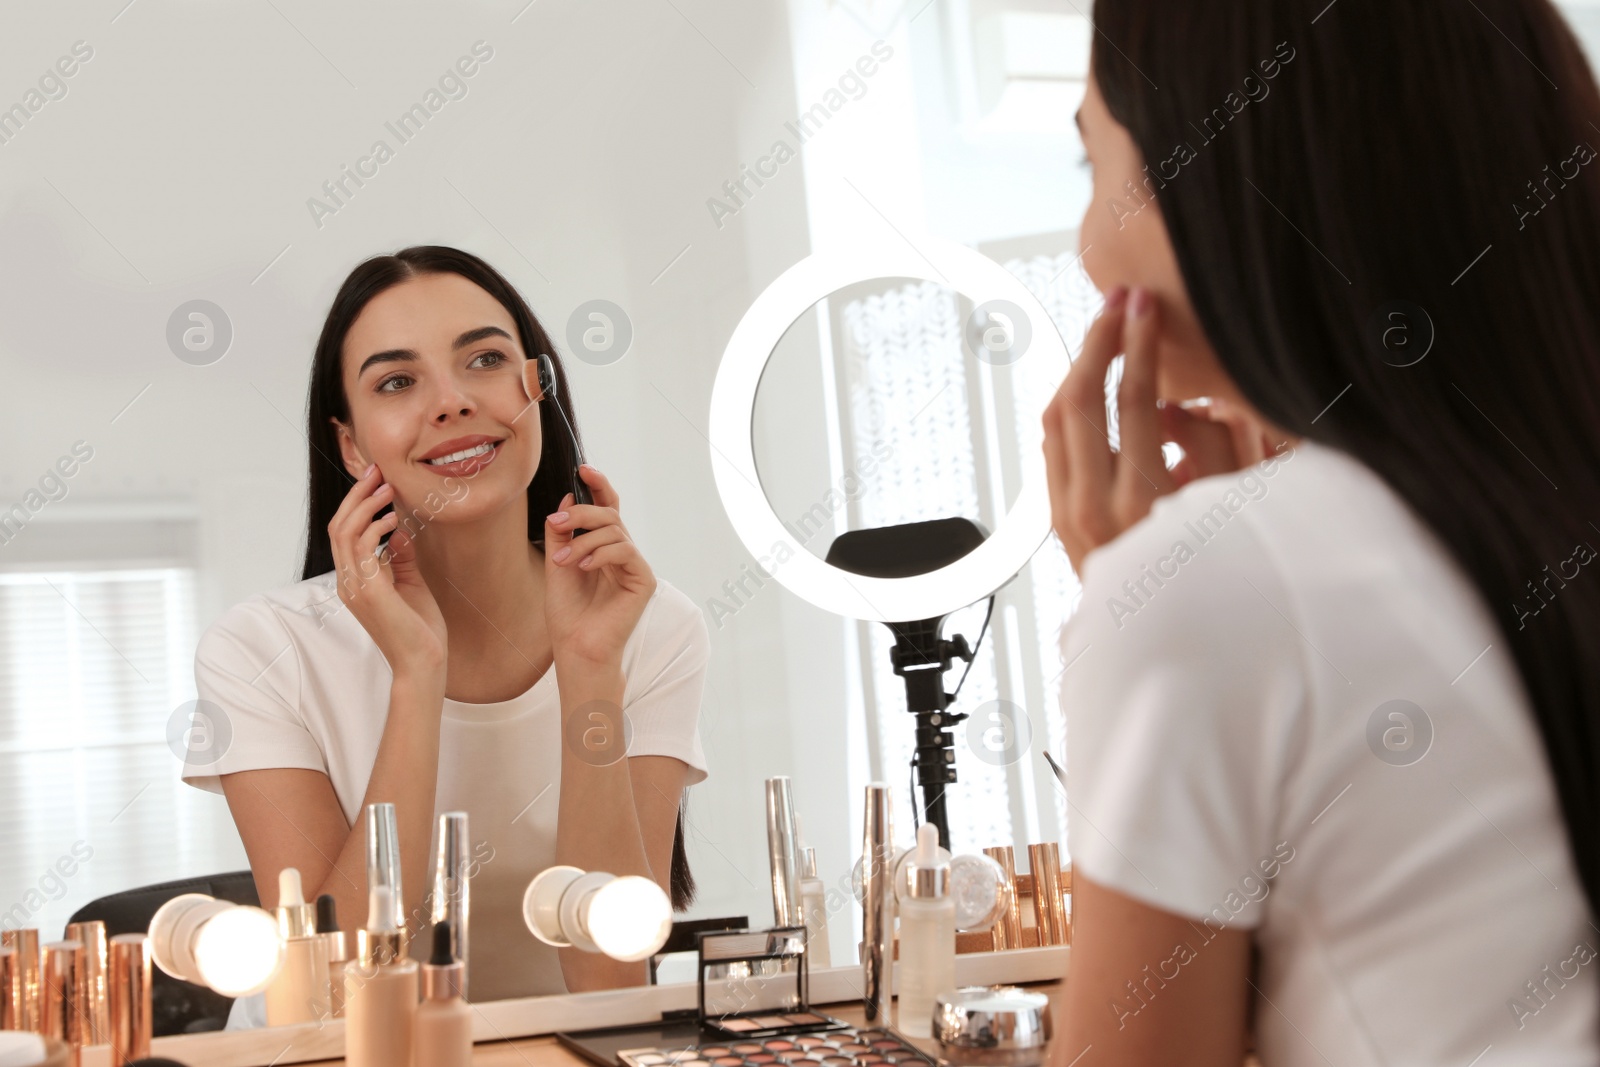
[617,1025,936,1067]
[705,1010,841,1036]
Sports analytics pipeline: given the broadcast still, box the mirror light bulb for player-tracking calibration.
[585,876,672,962]
[193,905,283,997]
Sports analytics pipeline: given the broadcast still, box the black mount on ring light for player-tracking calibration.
[825,516,1001,852]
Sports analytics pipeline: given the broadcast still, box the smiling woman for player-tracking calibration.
[177,246,709,1025]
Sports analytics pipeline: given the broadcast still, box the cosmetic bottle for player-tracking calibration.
[798,847,832,969]
[316,894,351,1019]
[860,783,894,1025]
[765,777,804,928]
[266,868,331,1026]
[40,941,84,1066]
[413,921,471,1067]
[365,803,406,932]
[897,822,955,1039]
[1,928,42,1033]
[431,811,471,1002]
[345,884,417,1067]
[107,933,151,1066]
[62,922,107,1046]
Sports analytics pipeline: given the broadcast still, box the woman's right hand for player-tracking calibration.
[328,463,448,679]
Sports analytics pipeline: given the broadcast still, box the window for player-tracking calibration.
[0,521,247,941]
[830,238,1104,856]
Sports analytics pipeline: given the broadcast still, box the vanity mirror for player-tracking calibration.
[1,2,1094,1064]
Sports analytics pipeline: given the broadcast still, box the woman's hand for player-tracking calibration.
[1042,286,1280,574]
[327,463,448,680]
[544,465,657,667]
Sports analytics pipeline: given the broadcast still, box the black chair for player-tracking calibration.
[67,870,259,1037]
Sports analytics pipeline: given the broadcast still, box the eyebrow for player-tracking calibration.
[357,325,515,378]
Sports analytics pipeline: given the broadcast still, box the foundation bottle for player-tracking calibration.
[316,894,351,1019]
[265,867,330,1026]
[344,884,417,1067]
[413,921,471,1067]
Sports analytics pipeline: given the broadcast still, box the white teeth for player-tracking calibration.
[426,441,495,465]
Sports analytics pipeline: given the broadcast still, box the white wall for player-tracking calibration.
[0,0,852,960]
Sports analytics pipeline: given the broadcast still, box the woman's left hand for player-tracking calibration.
[544,465,657,666]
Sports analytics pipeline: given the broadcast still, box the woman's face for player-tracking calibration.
[332,271,542,523]
[1076,73,1235,404]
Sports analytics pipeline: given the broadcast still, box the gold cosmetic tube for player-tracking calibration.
[107,935,151,1066]
[0,946,14,1030]
[1028,843,1069,946]
[982,846,1025,950]
[63,922,108,1046]
[41,940,85,1067]
[1,928,42,1033]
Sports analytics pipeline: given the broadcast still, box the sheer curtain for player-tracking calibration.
[831,243,1104,857]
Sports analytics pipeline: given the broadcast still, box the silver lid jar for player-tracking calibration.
[932,986,1052,1067]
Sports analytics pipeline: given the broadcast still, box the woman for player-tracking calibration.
[180,246,708,1018]
[1046,1,1600,1063]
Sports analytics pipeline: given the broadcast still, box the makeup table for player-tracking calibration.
[291,983,1068,1067]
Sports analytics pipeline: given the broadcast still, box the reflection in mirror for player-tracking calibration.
[751,253,1101,858]
[0,0,1117,1050]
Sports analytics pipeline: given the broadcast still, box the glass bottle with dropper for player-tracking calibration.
[414,920,472,1067]
[896,821,955,1038]
[316,893,351,1019]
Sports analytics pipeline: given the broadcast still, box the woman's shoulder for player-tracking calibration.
[196,570,353,663]
[1073,439,1400,622]
[629,577,710,662]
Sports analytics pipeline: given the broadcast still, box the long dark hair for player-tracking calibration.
[1093,0,1600,977]
[298,245,696,910]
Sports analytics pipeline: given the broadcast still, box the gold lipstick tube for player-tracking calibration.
[107,934,151,1066]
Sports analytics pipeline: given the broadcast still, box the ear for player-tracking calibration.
[329,417,369,479]
[521,356,545,403]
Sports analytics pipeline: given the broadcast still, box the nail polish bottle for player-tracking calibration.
[345,884,417,1067]
[266,868,331,1026]
[413,921,471,1067]
[316,894,351,1019]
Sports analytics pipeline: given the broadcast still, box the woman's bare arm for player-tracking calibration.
[1055,873,1252,1067]
[551,655,689,991]
[219,668,446,941]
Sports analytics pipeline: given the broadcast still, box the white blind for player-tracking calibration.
[0,567,248,943]
[833,248,1102,857]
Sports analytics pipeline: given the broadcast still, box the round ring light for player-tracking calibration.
[708,236,1070,623]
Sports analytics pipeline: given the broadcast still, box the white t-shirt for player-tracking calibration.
[181,569,709,1014]
[1060,439,1598,1065]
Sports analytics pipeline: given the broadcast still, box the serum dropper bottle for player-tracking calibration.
[896,822,955,1038]
[413,920,472,1067]
[345,884,418,1067]
[316,893,351,1019]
